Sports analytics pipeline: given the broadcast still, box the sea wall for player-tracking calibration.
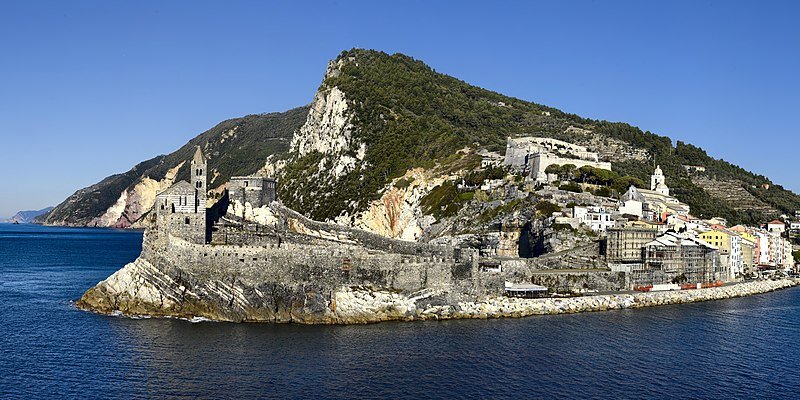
[77,230,499,323]
[414,279,798,321]
[77,225,798,324]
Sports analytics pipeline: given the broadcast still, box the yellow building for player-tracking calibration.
[700,230,731,253]
[699,229,744,281]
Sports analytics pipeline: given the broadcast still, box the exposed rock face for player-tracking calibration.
[93,163,184,227]
[44,108,307,228]
[341,169,442,240]
[44,157,166,227]
[289,61,365,181]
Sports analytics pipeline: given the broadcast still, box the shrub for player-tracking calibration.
[559,182,582,193]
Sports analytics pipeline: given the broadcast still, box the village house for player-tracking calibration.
[767,219,786,235]
[699,228,743,281]
[573,205,615,232]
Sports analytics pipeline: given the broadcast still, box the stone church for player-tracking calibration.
[154,147,278,245]
[155,147,209,244]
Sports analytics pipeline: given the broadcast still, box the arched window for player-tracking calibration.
[196,181,202,188]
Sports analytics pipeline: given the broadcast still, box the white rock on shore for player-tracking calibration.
[414,279,798,321]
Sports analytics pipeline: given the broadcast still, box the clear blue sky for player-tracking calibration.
[1,0,798,218]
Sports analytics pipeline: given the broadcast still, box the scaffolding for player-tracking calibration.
[632,233,720,287]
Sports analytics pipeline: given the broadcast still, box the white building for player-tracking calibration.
[650,165,670,196]
[573,206,616,232]
[729,233,742,281]
[618,168,690,221]
[767,219,786,234]
[756,231,771,266]
[783,239,795,270]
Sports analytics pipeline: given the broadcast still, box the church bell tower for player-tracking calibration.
[650,165,670,196]
[191,146,207,213]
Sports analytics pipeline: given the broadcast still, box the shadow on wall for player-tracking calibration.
[518,221,534,258]
[206,191,230,242]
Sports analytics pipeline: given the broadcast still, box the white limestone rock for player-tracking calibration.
[92,162,185,228]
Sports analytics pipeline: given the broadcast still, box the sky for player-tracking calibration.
[1,0,799,218]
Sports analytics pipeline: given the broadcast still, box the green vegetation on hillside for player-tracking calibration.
[49,49,800,227]
[282,49,799,225]
[45,107,308,226]
[43,156,165,225]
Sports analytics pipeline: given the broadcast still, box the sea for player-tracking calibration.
[1,223,799,399]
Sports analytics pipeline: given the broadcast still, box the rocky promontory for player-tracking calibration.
[77,236,798,324]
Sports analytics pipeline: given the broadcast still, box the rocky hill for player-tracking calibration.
[277,49,800,228]
[44,49,800,229]
[3,207,53,224]
[42,107,308,227]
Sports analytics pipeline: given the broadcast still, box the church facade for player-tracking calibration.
[619,166,690,221]
[155,147,208,244]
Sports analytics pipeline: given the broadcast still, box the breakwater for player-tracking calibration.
[410,278,798,321]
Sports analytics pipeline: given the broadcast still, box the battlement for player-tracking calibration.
[228,176,276,210]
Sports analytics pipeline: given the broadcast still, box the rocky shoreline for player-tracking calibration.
[408,279,799,322]
[80,272,798,324]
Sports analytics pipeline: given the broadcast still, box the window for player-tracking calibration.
[196,181,202,188]
[197,169,203,176]
[184,217,190,225]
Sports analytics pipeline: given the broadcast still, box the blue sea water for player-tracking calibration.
[1,223,799,399]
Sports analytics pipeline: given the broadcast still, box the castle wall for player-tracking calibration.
[158,213,206,245]
[529,153,612,181]
[142,230,493,299]
[229,177,276,209]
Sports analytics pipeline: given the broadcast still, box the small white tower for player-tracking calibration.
[650,165,669,196]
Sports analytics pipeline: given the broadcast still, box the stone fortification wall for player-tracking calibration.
[229,202,454,257]
[153,232,474,292]
[87,228,498,323]
[228,177,276,209]
[530,153,612,180]
[78,228,798,323]
[158,213,206,245]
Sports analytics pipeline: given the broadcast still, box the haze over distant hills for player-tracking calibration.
[3,207,54,224]
[39,49,800,230]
